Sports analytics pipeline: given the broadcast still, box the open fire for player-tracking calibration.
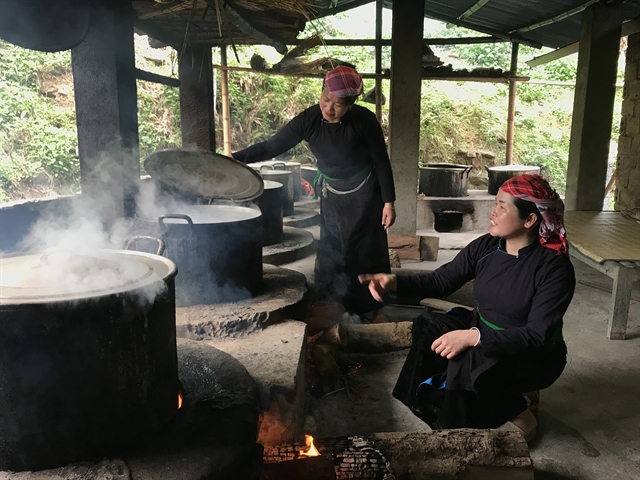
[177,392,183,410]
[298,435,319,457]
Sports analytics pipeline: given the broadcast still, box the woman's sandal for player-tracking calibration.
[498,421,537,443]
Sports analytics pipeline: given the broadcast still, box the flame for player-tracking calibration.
[299,434,320,457]
[177,392,183,409]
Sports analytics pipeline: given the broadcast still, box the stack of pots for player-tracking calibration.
[248,160,302,198]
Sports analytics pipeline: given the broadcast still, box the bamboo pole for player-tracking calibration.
[220,46,232,156]
[505,42,519,165]
[375,0,383,122]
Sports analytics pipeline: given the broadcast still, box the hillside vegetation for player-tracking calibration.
[0,17,625,202]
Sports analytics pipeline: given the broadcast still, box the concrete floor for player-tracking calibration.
[280,222,640,480]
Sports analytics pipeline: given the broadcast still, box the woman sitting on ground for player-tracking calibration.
[359,174,575,440]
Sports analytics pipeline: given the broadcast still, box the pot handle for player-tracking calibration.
[125,235,165,256]
[271,162,287,170]
[158,214,195,233]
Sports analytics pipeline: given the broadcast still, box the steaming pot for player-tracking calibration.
[136,205,263,306]
[0,250,179,472]
[142,149,266,306]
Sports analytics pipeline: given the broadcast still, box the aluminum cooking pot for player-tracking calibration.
[419,163,473,197]
[485,165,540,195]
[136,204,263,306]
[0,249,178,471]
[248,160,302,201]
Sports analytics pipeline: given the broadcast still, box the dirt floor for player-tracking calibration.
[286,224,640,480]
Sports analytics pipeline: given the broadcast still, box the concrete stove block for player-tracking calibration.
[206,321,308,447]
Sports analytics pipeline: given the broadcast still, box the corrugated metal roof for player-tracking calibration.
[320,0,640,49]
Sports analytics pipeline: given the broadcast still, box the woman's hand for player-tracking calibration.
[382,203,396,230]
[431,330,479,359]
[358,273,397,302]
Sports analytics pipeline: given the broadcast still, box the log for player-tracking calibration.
[387,234,439,261]
[373,430,533,480]
[320,322,412,353]
[264,430,532,480]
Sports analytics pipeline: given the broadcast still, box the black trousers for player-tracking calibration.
[393,309,567,429]
[315,172,390,315]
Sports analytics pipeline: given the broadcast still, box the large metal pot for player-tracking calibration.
[136,204,263,306]
[248,161,302,200]
[419,163,473,197]
[256,180,284,246]
[257,168,294,216]
[486,165,540,195]
[0,249,179,472]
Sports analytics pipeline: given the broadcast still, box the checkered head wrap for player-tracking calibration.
[323,66,364,98]
[500,174,568,255]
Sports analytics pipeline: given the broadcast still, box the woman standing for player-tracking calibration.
[359,175,575,440]
[232,66,396,318]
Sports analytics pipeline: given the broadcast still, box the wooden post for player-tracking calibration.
[505,42,519,165]
[220,45,232,156]
[178,46,215,151]
[375,0,383,123]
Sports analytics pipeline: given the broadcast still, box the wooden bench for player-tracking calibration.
[565,211,640,340]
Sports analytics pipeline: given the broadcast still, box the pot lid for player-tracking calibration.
[0,250,176,305]
[421,162,470,170]
[144,148,264,201]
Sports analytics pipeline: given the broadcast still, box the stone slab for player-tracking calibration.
[295,197,320,210]
[263,226,317,266]
[283,208,320,228]
[176,265,308,340]
[207,321,308,446]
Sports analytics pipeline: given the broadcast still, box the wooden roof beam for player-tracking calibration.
[286,36,506,46]
[526,16,640,67]
[457,0,491,21]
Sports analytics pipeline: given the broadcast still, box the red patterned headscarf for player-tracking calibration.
[323,66,364,98]
[500,174,568,255]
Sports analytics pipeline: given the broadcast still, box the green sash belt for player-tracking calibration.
[478,312,564,343]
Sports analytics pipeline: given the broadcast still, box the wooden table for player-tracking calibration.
[564,211,640,339]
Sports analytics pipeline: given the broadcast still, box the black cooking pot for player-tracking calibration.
[257,168,294,216]
[0,250,178,472]
[256,180,284,246]
[136,205,263,306]
[486,165,540,195]
[419,163,473,197]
